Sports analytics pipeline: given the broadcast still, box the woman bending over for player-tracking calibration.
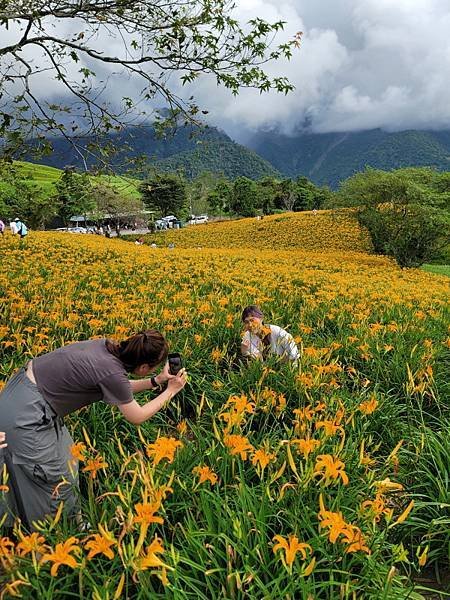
[0,330,187,528]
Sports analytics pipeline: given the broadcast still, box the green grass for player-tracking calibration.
[421,264,450,277]
[13,160,141,199]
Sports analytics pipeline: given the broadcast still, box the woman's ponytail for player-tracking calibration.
[106,330,168,372]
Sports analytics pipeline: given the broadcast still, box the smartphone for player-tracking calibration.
[168,352,183,375]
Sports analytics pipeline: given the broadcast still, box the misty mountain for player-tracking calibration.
[246,129,450,188]
[29,125,280,181]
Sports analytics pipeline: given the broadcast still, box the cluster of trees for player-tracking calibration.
[332,167,450,267]
[139,172,332,218]
[207,175,331,216]
[0,162,142,229]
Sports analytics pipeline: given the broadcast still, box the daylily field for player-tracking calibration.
[0,210,449,599]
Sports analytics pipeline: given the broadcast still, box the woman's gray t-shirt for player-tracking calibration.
[32,339,133,417]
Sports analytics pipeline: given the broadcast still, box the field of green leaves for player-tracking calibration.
[0,219,449,599]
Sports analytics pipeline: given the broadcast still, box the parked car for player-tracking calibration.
[55,227,87,233]
[188,214,208,225]
[155,215,180,230]
[68,227,87,234]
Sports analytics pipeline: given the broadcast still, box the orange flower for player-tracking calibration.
[273,534,313,566]
[192,465,218,485]
[361,495,393,523]
[318,495,350,543]
[82,455,108,479]
[210,348,223,363]
[133,500,164,526]
[315,419,344,437]
[16,532,47,556]
[223,434,254,460]
[176,420,188,436]
[341,525,371,554]
[146,437,183,466]
[137,536,166,571]
[70,442,87,463]
[251,448,276,470]
[292,437,321,459]
[85,525,116,560]
[0,536,15,568]
[314,454,349,486]
[358,396,379,415]
[40,537,80,576]
[226,394,255,414]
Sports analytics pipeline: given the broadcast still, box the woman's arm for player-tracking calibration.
[276,329,300,362]
[119,369,187,425]
[129,361,171,393]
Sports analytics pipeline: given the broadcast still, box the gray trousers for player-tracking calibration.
[0,368,79,528]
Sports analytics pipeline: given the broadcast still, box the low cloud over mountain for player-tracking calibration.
[191,0,450,138]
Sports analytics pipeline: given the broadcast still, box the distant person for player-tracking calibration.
[10,221,18,235]
[135,238,144,245]
[150,242,157,248]
[0,219,5,236]
[240,305,299,363]
[168,242,175,249]
[13,218,28,240]
[0,330,187,528]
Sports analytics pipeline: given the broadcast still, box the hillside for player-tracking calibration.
[20,126,450,189]
[247,128,450,188]
[11,161,140,200]
[154,139,280,180]
[140,210,373,253]
[26,125,280,181]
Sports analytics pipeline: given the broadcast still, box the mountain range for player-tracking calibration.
[247,128,450,188]
[27,125,450,189]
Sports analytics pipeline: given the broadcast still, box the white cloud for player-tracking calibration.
[187,0,450,135]
[2,0,450,136]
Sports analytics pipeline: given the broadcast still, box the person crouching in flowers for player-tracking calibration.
[241,305,300,363]
[0,330,187,528]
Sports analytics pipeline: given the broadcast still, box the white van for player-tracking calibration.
[188,215,208,225]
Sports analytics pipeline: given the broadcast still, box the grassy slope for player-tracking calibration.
[13,161,140,199]
[422,264,450,276]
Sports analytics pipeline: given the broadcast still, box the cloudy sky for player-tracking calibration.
[2,0,450,139]
[193,0,450,137]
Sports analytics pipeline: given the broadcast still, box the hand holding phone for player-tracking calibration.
[168,352,183,375]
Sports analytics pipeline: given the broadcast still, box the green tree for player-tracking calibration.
[231,177,258,217]
[139,174,187,217]
[338,167,450,267]
[275,179,297,211]
[359,204,449,268]
[54,168,96,226]
[0,161,58,228]
[188,172,219,215]
[90,181,144,226]
[257,177,279,214]
[207,180,233,214]
[0,1,296,160]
